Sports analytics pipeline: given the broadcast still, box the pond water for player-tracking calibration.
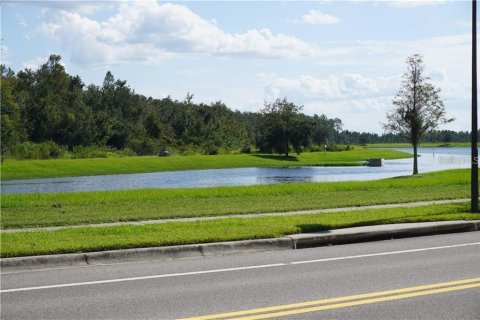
[1,147,472,194]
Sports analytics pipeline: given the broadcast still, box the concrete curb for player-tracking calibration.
[288,220,480,249]
[1,238,294,271]
[85,238,294,265]
[2,221,479,271]
[0,253,87,270]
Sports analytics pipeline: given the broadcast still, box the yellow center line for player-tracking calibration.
[233,283,480,320]
[178,277,480,320]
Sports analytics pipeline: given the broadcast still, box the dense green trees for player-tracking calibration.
[1,66,22,161]
[13,55,95,149]
[1,55,262,158]
[0,54,466,161]
[258,98,307,156]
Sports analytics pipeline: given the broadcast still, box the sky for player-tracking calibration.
[0,0,474,133]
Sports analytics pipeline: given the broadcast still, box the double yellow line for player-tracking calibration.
[180,277,480,320]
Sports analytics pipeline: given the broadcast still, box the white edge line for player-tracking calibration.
[2,242,480,294]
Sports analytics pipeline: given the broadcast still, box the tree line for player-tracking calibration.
[0,55,342,160]
[337,130,471,145]
[0,54,469,161]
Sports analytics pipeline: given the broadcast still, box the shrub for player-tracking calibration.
[293,145,304,155]
[127,138,157,156]
[203,145,219,155]
[71,145,108,159]
[168,145,200,156]
[114,148,137,157]
[240,145,253,154]
[9,141,67,160]
[307,145,323,152]
[324,144,354,152]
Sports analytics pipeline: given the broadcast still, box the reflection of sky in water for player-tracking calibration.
[1,147,472,194]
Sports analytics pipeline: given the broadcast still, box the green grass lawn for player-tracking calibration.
[1,169,470,229]
[0,149,411,180]
[1,202,477,258]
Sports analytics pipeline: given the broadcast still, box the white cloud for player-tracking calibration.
[310,34,470,99]
[258,53,467,131]
[21,56,48,70]
[258,72,404,131]
[293,10,340,25]
[257,36,467,131]
[384,0,447,8]
[6,0,117,15]
[259,73,400,102]
[39,1,317,67]
[303,96,394,131]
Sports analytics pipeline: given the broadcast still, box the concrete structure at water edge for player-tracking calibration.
[366,158,384,167]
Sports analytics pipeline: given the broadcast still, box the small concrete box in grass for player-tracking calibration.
[366,158,384,167]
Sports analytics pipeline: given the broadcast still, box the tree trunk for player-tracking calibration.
[413,143,419,175]
[285,131,289,157]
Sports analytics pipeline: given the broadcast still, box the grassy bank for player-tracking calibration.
[366,142,472,148]
[1,202,476,258]
[1,169,470,229]
[0,149,411,180]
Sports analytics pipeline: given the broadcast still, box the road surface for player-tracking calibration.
[2,232,479,319]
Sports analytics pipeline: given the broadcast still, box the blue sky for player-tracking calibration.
[1,0,473,133]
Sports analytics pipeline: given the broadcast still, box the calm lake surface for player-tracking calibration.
[1,147,471,194]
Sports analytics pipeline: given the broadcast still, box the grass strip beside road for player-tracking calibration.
[1,202,477,258]
[0,149,411,180]
[1,169,471,229]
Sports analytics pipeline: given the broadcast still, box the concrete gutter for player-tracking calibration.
[2,220,479,271]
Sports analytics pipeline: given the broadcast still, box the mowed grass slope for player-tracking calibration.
[0,149,411,180]
[1,202,477,257]
[1,169,470,229]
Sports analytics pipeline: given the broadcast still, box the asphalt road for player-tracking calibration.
[2,232,479,320]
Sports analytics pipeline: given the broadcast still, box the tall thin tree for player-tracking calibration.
[384,54,452,175]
